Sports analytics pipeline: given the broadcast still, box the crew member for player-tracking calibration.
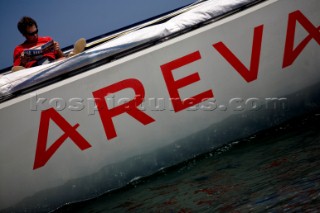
[13,16,64,68]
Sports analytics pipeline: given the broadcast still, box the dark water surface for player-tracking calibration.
[56,111,320,212]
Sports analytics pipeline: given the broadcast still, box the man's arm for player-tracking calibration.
[13,46,30,67]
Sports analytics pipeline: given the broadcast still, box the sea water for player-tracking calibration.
[56,111,320,212]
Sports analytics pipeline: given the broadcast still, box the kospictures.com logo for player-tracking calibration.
[30,93,288,114]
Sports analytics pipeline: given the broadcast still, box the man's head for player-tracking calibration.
[17,16,38,43]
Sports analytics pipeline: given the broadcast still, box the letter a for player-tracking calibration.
[283,10,320,68]
[33,108,91,170]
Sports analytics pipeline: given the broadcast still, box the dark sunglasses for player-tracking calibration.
[25,29,38,36]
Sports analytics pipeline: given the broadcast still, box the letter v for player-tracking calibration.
[213,25,264,82]
[33,108,91,170]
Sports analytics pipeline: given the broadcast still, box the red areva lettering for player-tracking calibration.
[282,10,320,68]
[93,78,155,140]
[161,51,214,112]
[213,25,264,82]
[33,10,319,170]
[33,108,91,169]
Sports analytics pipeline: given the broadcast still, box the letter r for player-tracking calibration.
[93,78,155,140]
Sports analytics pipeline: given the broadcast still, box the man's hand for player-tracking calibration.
[20,52,31,66]
[54,41,65,58]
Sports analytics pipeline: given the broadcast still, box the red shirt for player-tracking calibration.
[13,36,58,68]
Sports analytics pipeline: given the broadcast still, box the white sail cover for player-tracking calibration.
[0,0,257,98]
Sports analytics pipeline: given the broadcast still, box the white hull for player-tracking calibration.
[0,0,319,211]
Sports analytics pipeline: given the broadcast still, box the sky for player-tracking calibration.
[0,0,195,70]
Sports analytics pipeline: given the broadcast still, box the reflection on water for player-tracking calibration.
[56,111,320,212]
